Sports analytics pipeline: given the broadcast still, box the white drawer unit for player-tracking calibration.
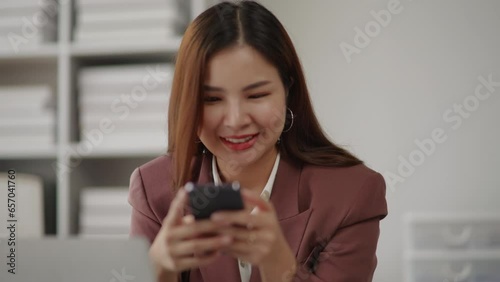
[404,213,500,282]
[408,215,500,250]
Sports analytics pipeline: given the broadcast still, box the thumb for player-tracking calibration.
[163,188,188,227]
[241,189,272,213]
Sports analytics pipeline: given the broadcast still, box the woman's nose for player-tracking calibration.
[223,103,250,129]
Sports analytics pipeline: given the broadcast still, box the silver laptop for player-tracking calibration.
[0,237,155,282]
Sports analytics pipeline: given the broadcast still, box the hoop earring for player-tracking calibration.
[282,107,294,133]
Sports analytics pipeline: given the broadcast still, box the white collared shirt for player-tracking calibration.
[211,153,281,282]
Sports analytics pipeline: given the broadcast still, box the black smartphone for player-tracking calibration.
[185,182,244,220]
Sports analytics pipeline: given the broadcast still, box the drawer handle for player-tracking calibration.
[441,226,472,247]
[442,262,472,281]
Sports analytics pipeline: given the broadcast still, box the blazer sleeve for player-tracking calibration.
[128,167,162,245]
[293,172,388,282]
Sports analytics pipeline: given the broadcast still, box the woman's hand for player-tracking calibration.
[149,188,233,280]
[210,189,296,269]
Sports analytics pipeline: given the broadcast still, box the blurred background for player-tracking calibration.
[0,0,499,281]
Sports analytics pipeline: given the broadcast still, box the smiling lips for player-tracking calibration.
[220,133,259,150]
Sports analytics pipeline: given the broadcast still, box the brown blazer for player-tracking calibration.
[128,153,388,282]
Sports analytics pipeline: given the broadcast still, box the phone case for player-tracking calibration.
[185,182,244,220]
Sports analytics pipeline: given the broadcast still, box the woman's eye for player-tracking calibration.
[203,96,221,102]
[249,93,269,99]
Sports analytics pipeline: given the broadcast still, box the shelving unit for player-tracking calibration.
[0,44,59,60]
[70,38,183,57]
[0,0,208,237]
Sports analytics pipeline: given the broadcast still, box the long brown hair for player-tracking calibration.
[168,1,362,189]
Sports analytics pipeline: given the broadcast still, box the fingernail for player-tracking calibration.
[211,214,224,221]
[184,182,194,193]
[182,215,195,224]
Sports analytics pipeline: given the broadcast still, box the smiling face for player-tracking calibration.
[199,44,287,176]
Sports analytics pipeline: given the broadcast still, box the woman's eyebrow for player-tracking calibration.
[203,80,271,92]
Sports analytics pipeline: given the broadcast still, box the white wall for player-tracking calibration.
[260,0,500,281]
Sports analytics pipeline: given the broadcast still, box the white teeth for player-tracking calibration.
[224,136,253,144]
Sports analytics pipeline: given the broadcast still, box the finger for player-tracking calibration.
[170,234,233,257]
[164,188,188,227]
[241,189,273,213]
[237,189,259,211]
[222,230,272,253]
[182,214,195,225]
[211,210,270,229]
[216,227,273,244]
[168,219,222,241]
[175,251,221,270]
[221,242,267,260]
[210,210,251,228]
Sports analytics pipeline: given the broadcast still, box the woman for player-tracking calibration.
[128,1,388,282]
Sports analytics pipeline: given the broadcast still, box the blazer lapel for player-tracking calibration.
[249,156,313,282]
